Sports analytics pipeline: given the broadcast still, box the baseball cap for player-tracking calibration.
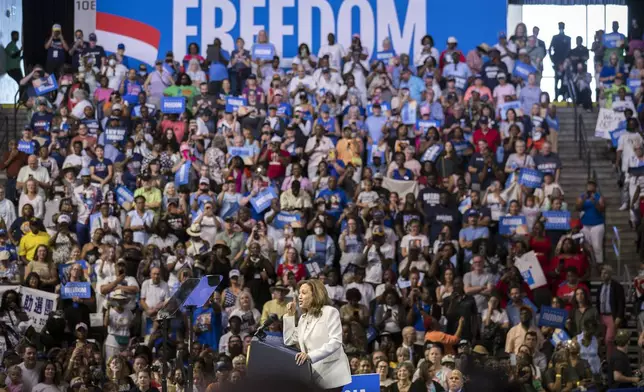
[447,36,458,44]
[199,177,210,185]
[52,24,62,31]
[248,74,257,80]
[57,214,71,224]
[229,269,241,279]
[271,135,283,143]
[268,104,278,110]
[75,322,88,331]
[88,33,97,41]
[320,104,330,113]
[479,116,489,124]
[497,72,507,80]
[117,43,125,50]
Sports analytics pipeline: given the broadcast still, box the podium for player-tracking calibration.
[246,338,312,384]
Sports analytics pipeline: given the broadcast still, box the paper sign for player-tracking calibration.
[273,212,302,229]
[343,374,380,392]
[420,143,443,162]
[252,43,275,60]
[500,101,522,121]
[518,168,543,188]
[401,101,417,125]
[543,210,571,231]
[512,60,537,82]
[104,126,127,143]
[375,50,396,64]
[250,187,278,213]
[174,161,192,187]
[305,261,322,277]
[33,74,58,95]
[161,97,186,114]
[115,185,134,206]
[612,100,636,113]
[628,78,641,91]
[458,197,472,214]
[610,126,626,148]
[17,140,35,155]
[538,306,568,329]
[21,287,58,332]
[61,282,92,299]
[417,119,441,134]
[453,141,470,156]
[515,251,547,289]
[595,108,625,139]
[499,215,528,235]
[220,202,240,220]
[229,146,254,158]
[366,102,390,116]
[225,96,248,113]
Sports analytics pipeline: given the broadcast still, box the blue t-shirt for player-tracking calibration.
[317,188,348,219]
[328,160,345,178]
[580,192,604,226]
[47,39,65,65]
[392,168,414,181]
[89,158,113,180]
[30,112,53,133]
[459,226,490,261]
[193,307,222,350]
[599,65,625,87]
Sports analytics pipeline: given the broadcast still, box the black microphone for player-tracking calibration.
[254,313,279,340]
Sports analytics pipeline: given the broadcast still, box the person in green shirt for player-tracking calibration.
[163,72,199,111]
[5,31,23,84]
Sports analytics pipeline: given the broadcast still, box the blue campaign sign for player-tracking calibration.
[420,143,443,163]
[96,0,506,69]
[221,202,240,220]
[161,97,186,113]
[400,102,417,125]
[33,74,58,95]
[17,140,35,155]
[250,187,278,213]
[229,146,254,158]
[61,282,92,299]
[610,126,626,148]
[543,211,571,231]
[343,374,380,392]
[252,43,275,60]
[174,160,192,187]
[375,50,396,64]
[500,101,522,120]
[538,305,568,329]
[417,119,442,133]
[115,185,134,206]
[499,215,527,235]
[518,168,543,188]
[104,126,128,143]
[603,32,624,49]
[628,78,641,92]
[225,96,248,113]
[550,328,570,348]
[452,141,470,156]
[512,60,537,82]
[366,102,390,116]
[273,212,302,229]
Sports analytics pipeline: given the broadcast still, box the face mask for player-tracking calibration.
[139,71,147,76]
[108,59,116,66]
[314,228,324,235]
[284,228,293,235]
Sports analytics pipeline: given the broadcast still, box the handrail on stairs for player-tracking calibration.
[576,114,592,180]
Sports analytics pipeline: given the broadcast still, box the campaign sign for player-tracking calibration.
[628,78,641,92]
[17,140,35,155]
[250,187,278,213]
[61,282,92,299]
[417,119,441,134]
[512,60,537,82]
[603,32,624,49]
[115,185,134,206]
[550,328,570,347]
[252,43,275,60]
[33,74,58,95]
[538,306,568,329]
[401,101,417,125]
[161,97,186,114]
[343,374,380,392]
[515,251,547,289]
[518,168,543,188]
[543,210,571,231]
[104,126,127,143]
[174,161,192,187]
[610,126,626,148]
[375,50,396,64]
[420,143,443,163]
[366,102,390,116]
[273,212,302,229]
[595,108,625,139]
[499,215,527,235]
[453,141,470,156]
[500,101,522,121]
[229,146,254,158]
[220,202,240,220]
[458,197,472,214]
[225,96,248,113]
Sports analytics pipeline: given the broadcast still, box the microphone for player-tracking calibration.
[254,313,279,340]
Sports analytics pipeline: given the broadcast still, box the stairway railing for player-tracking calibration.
[575,114,592,180]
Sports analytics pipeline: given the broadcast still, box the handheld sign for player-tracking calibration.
[375,50,396,64]
[104,126,127,143]
[225,96,247,113]
[512,60,537,82]
[174,161,192,187]
[499,215,528,236]
[344,374,380,392]
[538,306,568,329]
[417,119,441,134]
[17,140,35,155]
[252,44,275,60]
[33,74,58,95]
[250,187,278,214]
[610,126,626,148]
[595,108,625,139]
[515,251,547,289]
[228,146,254,158]
[420,143,444,163]
[628,78,641,92]
[400,101,417,125]
[115,185,134,206]
[542,210,571,231]
[61,282,92,299]
[500,101,522,121]
[366,102,390,116]
[273,212,302,229]
[518,168,543,188]
[161,97,186,114]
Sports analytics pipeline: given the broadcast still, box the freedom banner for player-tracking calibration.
[104,126,127,143]
[538,306,568,329]
[161,97,186,114]
[595,108,625,139]
[417,119,441,134]
[628,78,641,92]
[515,251,547,289]
[420,143,443,163]
[21,287,58,332]
[499,215,528,236]
[375,50,396,64]
[543,210,571,231]
[366,102,390,116]
[61,282,92,299]
[273,212,302,229]
[512,60,537,82]
[250,187,278,213]
[518,168,543,188]
[33,74,58,95]
[344,374,380,392]
[115,185,134,206]
[251,43,275,60]
[500,101,522,121]
[225,96,248,113]
[229,146,255,158]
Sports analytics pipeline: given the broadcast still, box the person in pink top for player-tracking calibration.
[5,365,23,392]
[492,72,516,108]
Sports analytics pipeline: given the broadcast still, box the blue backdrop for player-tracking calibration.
[96,0,507,66]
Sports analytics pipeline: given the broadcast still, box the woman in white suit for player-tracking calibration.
[284,279,352,391]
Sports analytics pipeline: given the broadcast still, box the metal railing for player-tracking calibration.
[0,115,9,155]
[575,114,593,180]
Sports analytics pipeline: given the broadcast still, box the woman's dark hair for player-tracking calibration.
[24,272,41,289]
[297,43,311,56]
[346,288,362,303]
[378,288,400,305]
[188,42,200,54]
[39,361,61,385]
[0,290,21,313]
[561,238,578,254]
[571,287,591,308]
[421,34,434,47]
[417,360,435,383]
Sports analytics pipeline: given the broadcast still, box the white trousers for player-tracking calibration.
[581,223,605,264]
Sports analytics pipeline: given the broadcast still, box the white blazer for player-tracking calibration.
[283,305,352,389]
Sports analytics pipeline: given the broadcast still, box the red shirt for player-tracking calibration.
[556,282,589,312]
[473,128,501,153]
[548,254,589,290]
[276,263,306,282]
[266,149,289,179]
[495,280,533,308]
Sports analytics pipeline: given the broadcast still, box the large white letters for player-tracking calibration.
[269,0,295,58]
[240,0,266,46]
[337,0,375,57]
[377,0,425,55]
[298,0,335,54]
[201,0,236,52]
[172,0,198,58]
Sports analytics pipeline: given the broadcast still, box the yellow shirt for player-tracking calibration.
[18,231,51,261]
[134,187,162,214]
[260,299,288,324]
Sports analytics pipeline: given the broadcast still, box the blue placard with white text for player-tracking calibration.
[610,126,626,148]
[420,143,443,163]
[229,146,254,158]
[343,374,380,392]
[33,74,58,95]
[375,50,396,64]
[603,32,624,49]
[273,212,302,229]
[250,187,278,213]
[499,215,527,235]
[512,60,537,82]
[452,141,470,156]
[417,119,441,133]
[115,185,134,206]
[628,78,641,92]
[252,43,275,60]
[61,282,92,299]
[538,305,568,329]
[366,102,390,116]
[104,126,127,143]
[543,210,571,231]
[500,101,522,120]
[161,97,186,114]
[225,96,248,113]
[518,168,543,188]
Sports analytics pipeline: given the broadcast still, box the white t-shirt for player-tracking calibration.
[618,131,644,172]
[106,308,134,345]
[364,243,395,284]
[400,234,430,252]
[482,308,510,325]
[318,43,346,71]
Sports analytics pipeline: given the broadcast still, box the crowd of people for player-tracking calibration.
[0,14,642,392]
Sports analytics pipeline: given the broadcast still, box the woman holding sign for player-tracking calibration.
[57,262,94,333]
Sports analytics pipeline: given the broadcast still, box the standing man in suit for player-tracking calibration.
[597,265,625,357]
[284,279,351,392]
[548,22,571,101]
